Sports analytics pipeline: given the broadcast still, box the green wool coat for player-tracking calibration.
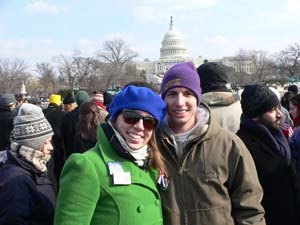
[54,126,163,225]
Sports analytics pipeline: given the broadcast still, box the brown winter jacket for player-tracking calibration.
[157,104,265,225]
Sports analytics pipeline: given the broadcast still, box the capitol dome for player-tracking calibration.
[160,17,187,60]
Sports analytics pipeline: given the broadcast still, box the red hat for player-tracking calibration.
[92,98,106,110]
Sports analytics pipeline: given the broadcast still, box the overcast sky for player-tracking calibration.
[1,0,300,68]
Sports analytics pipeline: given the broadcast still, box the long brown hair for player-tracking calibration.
[77,101,104,142]
[148,131,167,175]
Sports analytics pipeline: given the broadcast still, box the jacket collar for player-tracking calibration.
[159,103,222,143]
[202,91,240,107]
[96,125,159,195]
[6,151,51,184]
[240,114,291,164]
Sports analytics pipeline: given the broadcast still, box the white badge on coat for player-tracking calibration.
[107,162,123,175]
[113,171,131,185]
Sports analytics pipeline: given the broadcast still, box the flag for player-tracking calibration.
[281,123,294,139]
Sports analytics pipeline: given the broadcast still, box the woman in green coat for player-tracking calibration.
[54,85,167,225]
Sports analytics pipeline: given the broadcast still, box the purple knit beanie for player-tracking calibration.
[160,62,201,105]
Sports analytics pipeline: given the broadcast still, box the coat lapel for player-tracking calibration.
[96,126,160,195]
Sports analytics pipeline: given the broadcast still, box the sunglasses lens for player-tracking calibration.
[143,117,157,130]
[123,111,140,125]
[122,110,158,130]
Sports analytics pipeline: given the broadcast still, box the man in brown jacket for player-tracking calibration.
[157,62,266,225]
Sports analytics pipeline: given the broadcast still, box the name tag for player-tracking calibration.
[113,171,131,185]
[108,162,123,175]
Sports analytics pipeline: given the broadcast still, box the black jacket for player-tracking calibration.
[0,152,55,225]
[61,107,80,159]
[0,108,15,151]
[43,104,66,184]
[237,116,300,225]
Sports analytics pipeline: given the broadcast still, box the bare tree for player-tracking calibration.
[0,58,27,93]
[36,62,57,94]
[74,56,93,90]
[96,38,138,65]
[248,50,271,82]
[56,50,93,92]
[25,75,42,96]
[121,63,146,86]
[273,43,300,78]
[86,61,111,91]
[95,38,138,86]
[230,49,274,83]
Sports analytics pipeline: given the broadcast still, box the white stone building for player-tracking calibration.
[135,17,203,85]
[221,56,254,74]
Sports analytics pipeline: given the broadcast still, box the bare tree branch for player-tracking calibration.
[95,38,138,87]
[0,58,27,93]
[273,43,300,78]
[36,62,57,94]
[56,50,94,91]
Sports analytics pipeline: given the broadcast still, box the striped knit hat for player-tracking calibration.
[12,103,53,150]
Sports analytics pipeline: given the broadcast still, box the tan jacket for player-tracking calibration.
[202,91,242,133]
[157,104,265,225]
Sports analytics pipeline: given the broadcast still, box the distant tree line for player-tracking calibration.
[1,40,300,95]
[0,38,144,96]
[225,43,300,86]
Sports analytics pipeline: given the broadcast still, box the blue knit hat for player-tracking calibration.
[160,62,201,105]
[109,85,166,126]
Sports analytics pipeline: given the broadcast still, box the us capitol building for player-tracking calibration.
[135,17,203,85]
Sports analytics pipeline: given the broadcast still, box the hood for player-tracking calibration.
[159,103,222,145]
[201,91,240,107]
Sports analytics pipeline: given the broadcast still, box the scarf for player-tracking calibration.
[10,142,50,173]
[241,115,291,165]
[102,121,150,168]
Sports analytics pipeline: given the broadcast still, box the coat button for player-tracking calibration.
[137,205,144,213]
[155,199,160,206]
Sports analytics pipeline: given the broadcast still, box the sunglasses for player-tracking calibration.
[122,109,158,131]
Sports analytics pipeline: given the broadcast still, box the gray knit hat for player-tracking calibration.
[0,93,16,106]
[12,103,53,150]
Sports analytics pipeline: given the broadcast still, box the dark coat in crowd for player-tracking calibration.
[61,107,80,158]
[0,152,55,225]
[237,116,300,225]
[0,108,15,151]
[43,103,66,184]
[74,135,96,154]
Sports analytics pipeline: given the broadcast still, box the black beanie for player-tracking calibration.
[197,62,230,93]
[241,84,280,119]
[288,85,298,94]
[63,93,75,104]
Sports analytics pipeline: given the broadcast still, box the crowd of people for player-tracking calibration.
[0,61,300,225]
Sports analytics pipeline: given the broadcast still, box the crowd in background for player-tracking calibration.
[0,61,300,225]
